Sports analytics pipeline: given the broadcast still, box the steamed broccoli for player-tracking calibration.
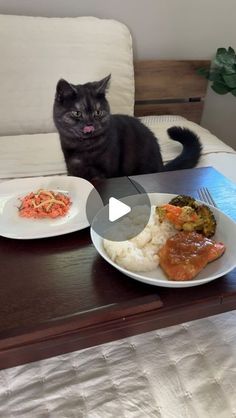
[166,195,216,237]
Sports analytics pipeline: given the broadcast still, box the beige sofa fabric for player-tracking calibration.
[0,15,134,136]
[1,116,235,182]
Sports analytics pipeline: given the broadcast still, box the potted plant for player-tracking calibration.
[198,46,236,96]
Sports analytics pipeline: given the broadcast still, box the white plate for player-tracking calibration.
[91,193,236,288]
[0,176,96,239]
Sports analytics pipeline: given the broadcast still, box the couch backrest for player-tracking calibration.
[0,15,134,136]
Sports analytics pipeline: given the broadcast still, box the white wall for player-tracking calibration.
[0,0,235,148]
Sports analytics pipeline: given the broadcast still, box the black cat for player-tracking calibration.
[53,75,202,181]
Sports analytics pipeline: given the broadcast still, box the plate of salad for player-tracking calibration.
[0,176,97,239]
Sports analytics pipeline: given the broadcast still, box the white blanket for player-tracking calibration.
[0,311,236,418]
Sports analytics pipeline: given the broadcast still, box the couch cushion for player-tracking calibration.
[0,133,66,179]
[0,116,235,182]
[0,15,134,136]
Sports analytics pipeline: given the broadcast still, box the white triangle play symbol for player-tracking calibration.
[109,197,131,222]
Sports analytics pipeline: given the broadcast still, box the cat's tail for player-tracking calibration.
[164,126,202,171]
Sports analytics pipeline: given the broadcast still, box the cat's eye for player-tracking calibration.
[94,110,103,118]
[71,110,82,119]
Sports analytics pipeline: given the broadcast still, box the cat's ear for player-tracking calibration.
[94,74,111,95]
[55,79,77,102]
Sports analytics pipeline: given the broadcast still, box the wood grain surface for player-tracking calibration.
[0,167,235,369]
[134,60,210,123]
[134,60,210,101]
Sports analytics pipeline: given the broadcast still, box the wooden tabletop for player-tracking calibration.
[0,167,236,370]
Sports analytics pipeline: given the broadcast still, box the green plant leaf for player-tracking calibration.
[217,47,227,56]
[211,81,229,94]
[222,73,236,88]
[228,46,236,59]
[222,66,236,75]
[208,71,223,82]
[197,47,236,96]
[215,48,228,65]
[215,46,236,68]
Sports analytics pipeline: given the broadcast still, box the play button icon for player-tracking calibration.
[109,197,131,222]
[86,178,151,242]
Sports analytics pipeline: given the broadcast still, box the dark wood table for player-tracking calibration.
[0,167,236,370]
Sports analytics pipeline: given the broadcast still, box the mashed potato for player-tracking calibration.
[103,206,176,272]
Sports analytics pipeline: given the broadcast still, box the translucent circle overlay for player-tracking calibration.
[86,180,151,242]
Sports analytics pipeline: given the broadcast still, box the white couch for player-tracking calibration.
[1,14,236,418]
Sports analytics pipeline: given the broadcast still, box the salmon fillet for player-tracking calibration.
[159,231,225,281]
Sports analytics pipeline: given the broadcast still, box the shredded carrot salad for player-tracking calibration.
[18,189,71,219]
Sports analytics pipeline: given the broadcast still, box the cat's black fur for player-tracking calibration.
[53,75,202,181]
